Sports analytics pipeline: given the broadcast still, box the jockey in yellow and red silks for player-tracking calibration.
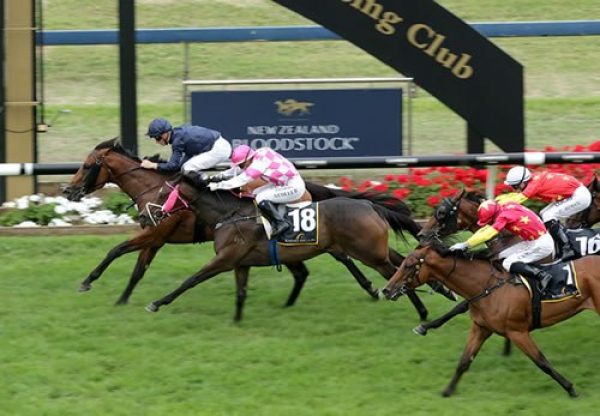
[449,199,555,291]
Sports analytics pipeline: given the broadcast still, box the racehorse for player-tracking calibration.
[566,175,600,228]
[416,189,584,353]
[382,236,600,397]
[139,170,430,318]
[63,138,429,321]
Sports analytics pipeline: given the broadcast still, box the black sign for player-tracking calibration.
[191,89,402,157]
[271,0,524,152]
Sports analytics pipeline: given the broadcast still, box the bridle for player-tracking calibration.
[398,250,457,296]
[79,148,162,206]
[433,197,460,235]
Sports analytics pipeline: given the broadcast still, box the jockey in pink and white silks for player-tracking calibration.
[209,145,306,237]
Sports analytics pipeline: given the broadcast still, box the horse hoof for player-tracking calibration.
[370,290,381,301]
[78,283,91,292]
[145,303,159,313]
[413,324,428,336]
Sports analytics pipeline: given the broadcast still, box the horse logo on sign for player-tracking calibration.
[274,99,314,116]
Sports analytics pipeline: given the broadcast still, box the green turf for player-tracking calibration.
[35,0,600,166]
[1,235,600,415]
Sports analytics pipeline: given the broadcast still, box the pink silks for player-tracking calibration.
[161,183,189,214]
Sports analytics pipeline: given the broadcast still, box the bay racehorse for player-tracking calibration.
[63,138,429,321]
[139,169,430,318]
[382,236,600,397]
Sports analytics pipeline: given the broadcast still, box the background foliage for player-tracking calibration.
[37,0,600,171]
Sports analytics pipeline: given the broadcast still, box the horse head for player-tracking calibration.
[62,138,126,201]
[382,244,435,301]
[382,235,458,301]
[419,189,484,240]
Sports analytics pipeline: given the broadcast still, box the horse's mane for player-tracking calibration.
[421,234,492,261]
[95,137,141,162]
[463,189,486,205]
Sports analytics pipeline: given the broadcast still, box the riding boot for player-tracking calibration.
[183,170,208,189]
[545,219,576,260]
[427,281,458,301]
[258,200,291,238]
[509,262,553,292]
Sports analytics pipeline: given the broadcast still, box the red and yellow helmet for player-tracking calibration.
[477,199,500,226]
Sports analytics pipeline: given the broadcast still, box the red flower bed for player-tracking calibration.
[337,142,600,218]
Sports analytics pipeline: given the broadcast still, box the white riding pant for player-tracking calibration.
[500,233,555,270]
[254,176,306,204]
[540,185,592,222]
[182,137,232,173]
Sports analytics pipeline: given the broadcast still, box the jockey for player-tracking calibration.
[208,144,306,238]
[140,118,232,183]
[449,199,555,291]
[498,166,591,260]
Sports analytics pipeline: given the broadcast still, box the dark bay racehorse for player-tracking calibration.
[63,138,428,321]
[382,237,600,397]
[140,170,430,318]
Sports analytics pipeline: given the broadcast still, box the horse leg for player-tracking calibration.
[507,331,577,397]
[442,323,493,397]
[283,262,309,307]
[146,249,241,312]
[115,246,161,305]
[79,239,144,292]
[414,300,470,335]
[329,252,380,300]
[502,339,512,357]
[233,266,249,322]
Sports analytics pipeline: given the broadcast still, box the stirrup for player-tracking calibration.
[270,222,291,238]
[143,202,167,227]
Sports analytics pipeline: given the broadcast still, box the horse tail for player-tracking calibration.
[372,204,421,240]
[305,181,413,218]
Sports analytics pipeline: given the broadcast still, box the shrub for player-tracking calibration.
[338,143,600,218]
[101,192,139,220]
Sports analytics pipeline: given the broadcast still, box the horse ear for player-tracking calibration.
[456,187,466,200]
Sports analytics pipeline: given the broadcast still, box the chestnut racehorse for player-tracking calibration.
[382,237,600,397]
[63,138,429,321]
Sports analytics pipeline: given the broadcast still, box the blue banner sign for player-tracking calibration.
[191,89,402,157]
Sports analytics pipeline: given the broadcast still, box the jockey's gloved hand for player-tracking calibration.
[208,173,225,183]
[449,242,469,252]
[208,182,220,191]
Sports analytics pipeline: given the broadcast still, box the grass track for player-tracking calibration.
[1,235,600,415]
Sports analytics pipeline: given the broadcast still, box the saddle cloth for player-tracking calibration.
[518,261,579,302]
[562,227,600,259]
[261,201,319,245]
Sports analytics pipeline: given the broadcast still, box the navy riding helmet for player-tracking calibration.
[146,118,173,139]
